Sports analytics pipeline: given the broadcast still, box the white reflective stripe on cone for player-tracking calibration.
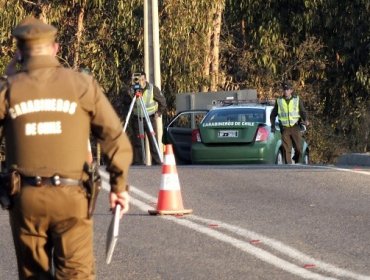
[160,174,181,190]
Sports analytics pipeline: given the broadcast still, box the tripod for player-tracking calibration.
[123,90,163,165]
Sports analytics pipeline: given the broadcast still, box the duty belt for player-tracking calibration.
[22,175,81,186]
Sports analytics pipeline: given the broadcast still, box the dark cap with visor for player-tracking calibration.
[282,81,293,90]
[12,16,57,48]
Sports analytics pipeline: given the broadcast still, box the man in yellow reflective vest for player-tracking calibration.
[270,81,309,164]
[130,72,167,165]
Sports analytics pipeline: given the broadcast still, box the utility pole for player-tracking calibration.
[144,0,163,165]
[144,0,161,87]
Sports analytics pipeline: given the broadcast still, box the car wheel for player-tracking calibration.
[175,157,186,165]
[303,152,309,165]
[174,153,189,165]
[275,150,283,165]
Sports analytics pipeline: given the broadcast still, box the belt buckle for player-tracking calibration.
[35,176,42,186]
[51,175,61,186]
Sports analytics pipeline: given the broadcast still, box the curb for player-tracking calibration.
[335,153,370,167]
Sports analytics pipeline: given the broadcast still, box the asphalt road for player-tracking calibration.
[0,164,369,279]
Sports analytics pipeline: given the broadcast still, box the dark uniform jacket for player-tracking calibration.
[147,82,167,114]
[0,56,132,193]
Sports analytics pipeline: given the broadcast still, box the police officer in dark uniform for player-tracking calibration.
[270,81,309,164]
[129,72,167,165]
[0,17,132,279]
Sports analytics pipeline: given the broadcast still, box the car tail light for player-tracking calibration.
[192,129,201,143]
[255,126,269,142]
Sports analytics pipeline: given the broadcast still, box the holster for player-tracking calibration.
[83,162,102,219]
[0,170,21,210]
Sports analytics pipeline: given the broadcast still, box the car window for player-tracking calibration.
[170,111,207,129]
[264,106,274,126]
[204,108,265,123]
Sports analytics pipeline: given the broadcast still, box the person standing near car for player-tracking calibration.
[129,72,167,165]
[270,81,309,164]
[0,16,132,279]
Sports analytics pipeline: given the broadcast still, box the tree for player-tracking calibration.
[0,0,369,162]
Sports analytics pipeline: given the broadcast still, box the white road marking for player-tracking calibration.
[189,216,370,280]
[321,166,370,176]
[100,170,370,280]
[132,197,336,280]
[292,164,370,176]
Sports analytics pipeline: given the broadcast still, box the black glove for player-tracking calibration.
[271,126,276,133]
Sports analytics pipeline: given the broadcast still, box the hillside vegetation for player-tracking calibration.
[0,0,369,163]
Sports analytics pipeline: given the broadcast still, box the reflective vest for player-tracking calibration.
[133,83,158,117]
[277,96,300,127]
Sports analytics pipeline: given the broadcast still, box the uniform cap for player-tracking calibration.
[282,81,293,90]
[12,16,57,46]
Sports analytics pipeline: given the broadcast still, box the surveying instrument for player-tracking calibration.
[123,73,163,165]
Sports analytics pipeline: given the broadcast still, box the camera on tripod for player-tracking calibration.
[131,73,143,93]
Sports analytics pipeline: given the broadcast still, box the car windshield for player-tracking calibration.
[203,108,265,124]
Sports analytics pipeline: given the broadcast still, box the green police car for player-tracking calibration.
[190,102,309,164]
[163,110,209,164]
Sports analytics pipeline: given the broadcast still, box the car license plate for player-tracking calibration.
[217,130,238,138]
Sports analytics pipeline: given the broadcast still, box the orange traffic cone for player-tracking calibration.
[148,144,193,215]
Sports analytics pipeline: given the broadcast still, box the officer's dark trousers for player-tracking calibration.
[10,185,95,280]
[281,125,303,164]
[132,114,162,165]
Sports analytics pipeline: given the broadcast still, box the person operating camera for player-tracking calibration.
[128,72,167,165]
